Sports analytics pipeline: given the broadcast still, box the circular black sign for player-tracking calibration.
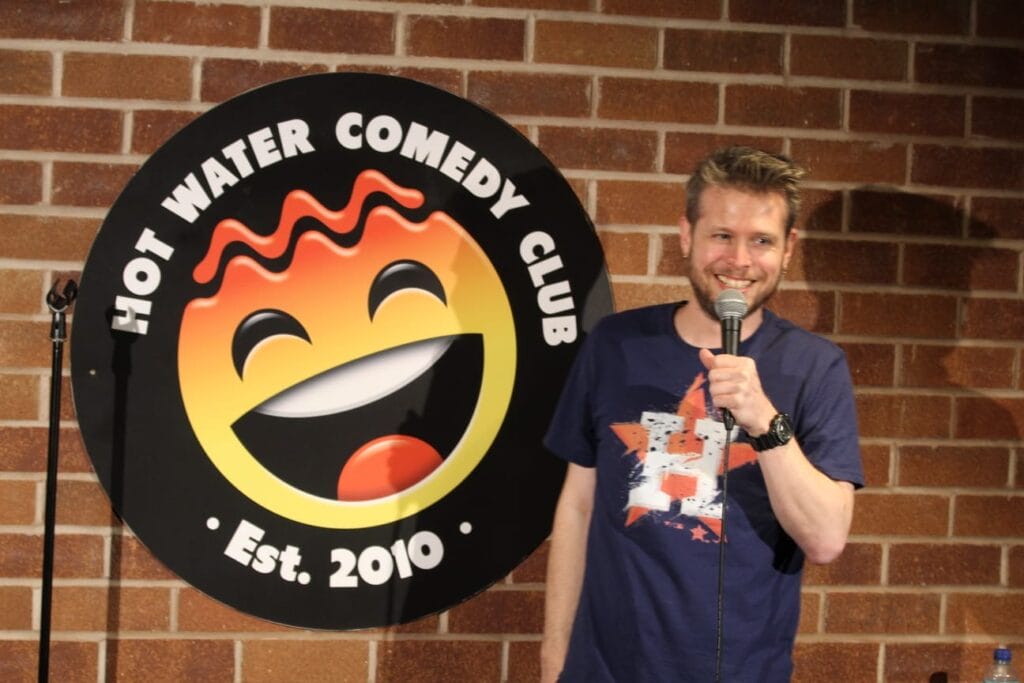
[71,73,612,629]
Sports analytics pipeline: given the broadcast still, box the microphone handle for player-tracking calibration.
[720,317,741,430]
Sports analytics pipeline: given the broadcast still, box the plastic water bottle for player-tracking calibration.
[984,648,1020,683]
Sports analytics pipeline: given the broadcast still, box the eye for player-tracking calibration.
[368,260,446,320]
[232,309,311,378]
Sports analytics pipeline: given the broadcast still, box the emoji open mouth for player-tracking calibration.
[232,333,482,501]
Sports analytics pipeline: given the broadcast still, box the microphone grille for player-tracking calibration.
[714,289,748,320]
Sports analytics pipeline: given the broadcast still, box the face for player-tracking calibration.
[679,185,797,321]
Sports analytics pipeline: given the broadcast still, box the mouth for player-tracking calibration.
[715,274,753,289]
[231,334,483,501]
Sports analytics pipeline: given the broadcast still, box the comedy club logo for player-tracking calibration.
[71,73,611,629]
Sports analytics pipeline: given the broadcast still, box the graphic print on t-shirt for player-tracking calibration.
[611,374,757,541]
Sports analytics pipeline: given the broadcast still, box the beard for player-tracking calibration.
[686,266,782,323]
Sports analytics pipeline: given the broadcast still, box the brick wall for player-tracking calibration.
[0,0,1021,681]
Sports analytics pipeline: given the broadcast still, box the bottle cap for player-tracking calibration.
[995,648,1012,663]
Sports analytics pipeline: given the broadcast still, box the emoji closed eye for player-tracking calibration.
[232,309,311,378]
[368,260,446,319]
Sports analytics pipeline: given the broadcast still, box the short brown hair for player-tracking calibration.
[685,146,806,231]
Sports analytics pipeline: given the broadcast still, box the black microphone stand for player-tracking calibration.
[39,278,77,683]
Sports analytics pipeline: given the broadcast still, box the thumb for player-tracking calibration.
[698,347,715,370]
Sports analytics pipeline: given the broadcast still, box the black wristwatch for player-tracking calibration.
[749,413,794,452]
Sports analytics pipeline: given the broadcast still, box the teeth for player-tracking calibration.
[717,275,752,288]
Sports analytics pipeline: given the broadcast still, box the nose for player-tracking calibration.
[726,240,752,268]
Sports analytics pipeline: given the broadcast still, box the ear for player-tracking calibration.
[782,228,798,271]
[679,216,693,259]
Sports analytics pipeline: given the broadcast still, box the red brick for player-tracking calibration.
[52,162,137,209]
[725,85,840,129]
[792,642,879,683]
[903,344,1015,389]
[468,72,590,117]
[977,0,1024,40]
[0,480,35,525]
[178,588,292,632]
[0,160,43,204]
[0,214,99,261]
[665,29,782,74]
[962,298,1024,342]
[906,243,1017,291]
[826,591,940,633]
[376,641,501,683]
[973,96,1024,143]
[946,593,1024,635]
[0,0,123,40]
[474,0,583,7]
[538,127,657,173]
[802,542,882,585]
[849,189,961,237]
[851,493,950,535]
[731,0,845,26]
[838,343,894,387]
[859,444,891,487]
[613,282,685,312]
[890,542,1001,585]
[55,479,116,526]
[449,588,545,633]
[597,180,682,226]
[973,197,1024,240]
[0,427,92,474]
[0,320,51,367]
[914,144,1024,191]
[0,270,43,314]
[792,36,907,81]
[0,49,51,95]
[599,77,717,124]
[956,396,1024,441]
[598,231,651,276]
[798,591,820,633]
[664,132,784,175]
[106,640,235,681]
[853,0,970,35]
[0,533,103,578]
[0,586,33,629]
[243,640,368,683]
[767,290,834,335]
[841,292,956,338]
[535,21,657,69]
[109,536,175,580]
[1012,545,1024,587]
[900,445,1011,488]
[0,640,98,683]
[270,8,395,54]
[351,66,463,97]
[0,374,38,420]
[62,53,190,101]
[134,1,260,48]
[856,394,951,439]
[790,139,906,184]
[917,43,1024,89]
[886,643,996,683]
[797,189,843,233]
[199,58,326,104]
[131,109,199,154]
[0,105,121,154]
[850,91,964,136]
[657,233,686,276]
[954,495,1024,537]
[52,586,170,631]
[408,16,523,61]
[796,238,897,285]
[507,640,541,683]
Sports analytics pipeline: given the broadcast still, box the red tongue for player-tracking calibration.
[336,435,443,501]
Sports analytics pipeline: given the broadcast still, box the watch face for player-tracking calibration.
[775,414,794,442]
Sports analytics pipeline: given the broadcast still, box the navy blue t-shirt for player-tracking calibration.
[544,303,863,682]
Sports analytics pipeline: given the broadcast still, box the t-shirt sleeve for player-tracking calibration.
[543,330,599,468]
[796,351,865,489]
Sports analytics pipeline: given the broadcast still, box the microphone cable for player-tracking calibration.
[714,415,733,683]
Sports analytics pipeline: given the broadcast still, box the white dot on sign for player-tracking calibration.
[298,572,311,586]
[459,522,472,535]
[206,517,220,530]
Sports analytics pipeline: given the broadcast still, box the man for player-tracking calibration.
[540,147,863,682]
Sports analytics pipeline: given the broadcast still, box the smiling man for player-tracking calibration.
[541,147,864,682]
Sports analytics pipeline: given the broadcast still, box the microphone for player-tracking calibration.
[713,289,747,430]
